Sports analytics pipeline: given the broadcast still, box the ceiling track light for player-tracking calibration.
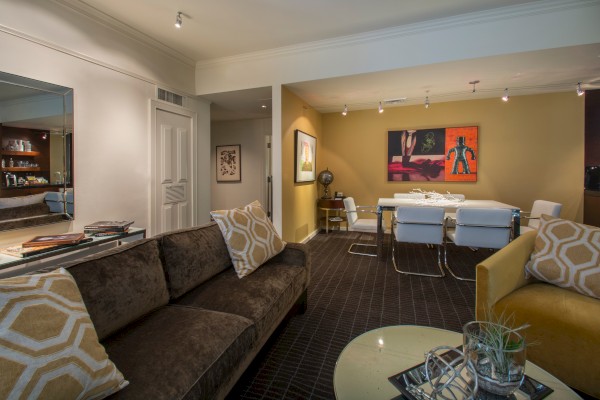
[577,82,585,96]
[425,96,430,109]
[502,88,509,102]
[342,104,348,116]
[378,102,384,114]
[175,11,183,28]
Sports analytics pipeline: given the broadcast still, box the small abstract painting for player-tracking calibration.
[387,126,478,182]
[216,144,241,182]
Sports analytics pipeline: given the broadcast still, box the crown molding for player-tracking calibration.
[196,0,599,69]
[52,0,195,67]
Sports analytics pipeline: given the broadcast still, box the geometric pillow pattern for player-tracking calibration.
[210,200,286,278]
[0,268,128,399]
[525,214,600,299]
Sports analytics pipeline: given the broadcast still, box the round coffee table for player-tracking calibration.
[333,325,580,399]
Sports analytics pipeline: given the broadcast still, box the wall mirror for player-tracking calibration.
[0,71,74,231]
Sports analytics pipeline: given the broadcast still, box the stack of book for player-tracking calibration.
[84,220,134,236]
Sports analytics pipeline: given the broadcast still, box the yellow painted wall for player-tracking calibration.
[321,92,584,225]
[281,87,323,242]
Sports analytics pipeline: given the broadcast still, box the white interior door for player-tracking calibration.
[151,102,196,235]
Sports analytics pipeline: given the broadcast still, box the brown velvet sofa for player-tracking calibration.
[56,222,310,400]
[476,231,600,398]
[0,203,66,230]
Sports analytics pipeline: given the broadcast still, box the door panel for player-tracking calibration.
[155,108,193,234]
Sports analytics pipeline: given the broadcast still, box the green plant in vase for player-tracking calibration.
[463,314,529,396]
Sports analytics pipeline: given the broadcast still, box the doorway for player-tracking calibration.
[150,100,198,236]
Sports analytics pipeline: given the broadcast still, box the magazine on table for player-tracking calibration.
[84,220,134,233]
[21,233,86,248]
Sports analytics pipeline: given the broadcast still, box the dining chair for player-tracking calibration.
[443,193,466,226]
[343,197,383,257]
[520,200,562,235]
[445,208,513,281]
[392,206,446,277]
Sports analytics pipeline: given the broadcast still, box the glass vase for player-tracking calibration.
[463,321,526,396]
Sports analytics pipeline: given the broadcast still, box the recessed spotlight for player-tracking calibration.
[577,82,585,96]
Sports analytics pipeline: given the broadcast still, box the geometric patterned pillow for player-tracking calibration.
[525,214,600,299]
[0,268,128,399]
[210,200,286,278]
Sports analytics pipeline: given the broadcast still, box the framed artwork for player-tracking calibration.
[216,144,241,183]
[387,126,478,182]
[294,129,316,183]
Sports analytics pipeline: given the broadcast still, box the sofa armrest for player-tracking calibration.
[475,231,536,320]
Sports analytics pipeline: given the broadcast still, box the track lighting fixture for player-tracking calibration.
[337,80,586,113]
[175,12,183,28]
[577,82,585,96]
[469,80,480,93]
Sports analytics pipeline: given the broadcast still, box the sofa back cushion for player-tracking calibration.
[157,222,232,299]
[525,215,600,299]
[60,239,169,341]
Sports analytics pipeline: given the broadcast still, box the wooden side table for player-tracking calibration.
[317,199,347,233]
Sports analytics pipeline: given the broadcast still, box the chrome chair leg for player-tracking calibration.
[348,242,377,257]
[392,235,446,278]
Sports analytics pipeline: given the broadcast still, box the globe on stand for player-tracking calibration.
[317,169,334,199]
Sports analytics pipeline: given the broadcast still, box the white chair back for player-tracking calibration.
[528,200,562,229]
[393,193,426,199]
[395,206,445,245]
[452,208,512,249]
[343,197,358,226]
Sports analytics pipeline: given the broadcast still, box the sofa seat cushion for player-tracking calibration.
[103,305,255,400]
[493,282,600,393]
[174,259,307,337]
[156,223,232,300]
[60,239,169,341]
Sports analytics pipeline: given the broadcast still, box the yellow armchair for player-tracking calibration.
[476,231,600,398]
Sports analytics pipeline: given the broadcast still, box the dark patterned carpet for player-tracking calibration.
[227,231,493,399]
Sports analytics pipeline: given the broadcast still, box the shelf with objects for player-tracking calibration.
[0,127,69,194]
[317,198,347,233]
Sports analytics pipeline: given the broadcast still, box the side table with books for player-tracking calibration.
[0,224,145,275]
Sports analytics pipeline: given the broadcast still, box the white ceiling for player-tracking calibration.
[59,0,600,120]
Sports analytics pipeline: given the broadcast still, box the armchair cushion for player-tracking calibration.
[525,215,600,299]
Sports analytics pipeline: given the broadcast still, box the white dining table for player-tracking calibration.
[376,198,521,258]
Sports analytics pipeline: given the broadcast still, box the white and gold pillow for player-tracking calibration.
[0,268,128,399]
[210,200,286,278]
[525,214,600,299]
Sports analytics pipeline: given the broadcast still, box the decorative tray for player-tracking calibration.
[388,349,554,400]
